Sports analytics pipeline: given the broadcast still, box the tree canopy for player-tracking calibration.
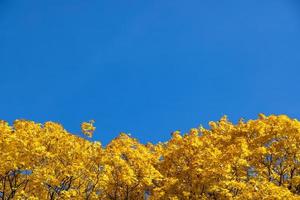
[1,114,300,199]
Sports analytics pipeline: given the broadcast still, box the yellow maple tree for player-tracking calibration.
[1,115,300,199]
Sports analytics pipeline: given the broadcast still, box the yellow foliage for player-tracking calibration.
[81,120,96,137]
[1,114,300,199]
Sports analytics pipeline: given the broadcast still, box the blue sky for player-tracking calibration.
[1,0,300,144]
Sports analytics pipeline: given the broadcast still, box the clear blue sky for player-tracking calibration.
[1,0,300,144]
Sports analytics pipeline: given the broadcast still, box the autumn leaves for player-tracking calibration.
[1,115,300,199]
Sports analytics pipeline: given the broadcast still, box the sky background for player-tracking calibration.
[1,0,300,144]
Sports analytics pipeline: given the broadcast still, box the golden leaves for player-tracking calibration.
[81,120,96,138]
[1,114,300,199]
